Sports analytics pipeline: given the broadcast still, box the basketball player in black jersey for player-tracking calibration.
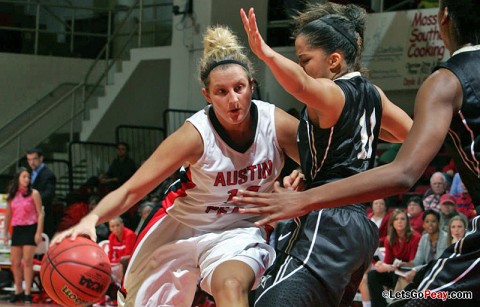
[237,1,480,305]
[239,3,412,306]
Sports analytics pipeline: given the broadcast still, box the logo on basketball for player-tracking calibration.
[79,275,106,293]
[61,286,90,305]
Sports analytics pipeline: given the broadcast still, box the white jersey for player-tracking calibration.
[164,100,285,231]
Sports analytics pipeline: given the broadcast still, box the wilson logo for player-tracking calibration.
[61,286,89,305]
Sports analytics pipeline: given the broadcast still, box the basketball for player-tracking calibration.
[40,236,112,306]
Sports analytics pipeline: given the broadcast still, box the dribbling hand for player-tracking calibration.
[51,214,98,246]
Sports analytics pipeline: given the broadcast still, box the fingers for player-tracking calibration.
[284,170,300,190]
[50,228,96,247]
[254,216,272,227]
[273,181,282,193]
[50,230,71,246]
[240,8,249,32]
[71,229,97,242]
[291,175,304,191]
[247,8,255,28]
[283,175,295,190]
[235,189,269,199]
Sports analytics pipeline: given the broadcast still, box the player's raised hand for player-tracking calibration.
[240,8,275,61]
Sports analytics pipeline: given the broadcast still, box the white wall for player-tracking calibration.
[0,53,104,127]
[86,59,171,142]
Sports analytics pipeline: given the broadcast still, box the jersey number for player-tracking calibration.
[357,109,376,159]
[225,185,260,203]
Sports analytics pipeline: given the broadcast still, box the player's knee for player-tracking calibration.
[213,276,247,298]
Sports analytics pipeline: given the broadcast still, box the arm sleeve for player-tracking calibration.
[413,235,427,270]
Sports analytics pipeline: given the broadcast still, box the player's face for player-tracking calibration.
[450,220,465,240]
[18,171,30,188]
[202,65,253,127]
[393,212,407,233]
[295,35,332,79]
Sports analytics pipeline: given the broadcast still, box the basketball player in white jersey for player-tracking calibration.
[52,26,299,307]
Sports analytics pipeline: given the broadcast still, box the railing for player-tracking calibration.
[0,0,173,58]
[163,108,197,136]
[68,141,117,191]
[115,124,165,165]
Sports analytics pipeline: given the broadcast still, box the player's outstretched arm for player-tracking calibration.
[51,122,203,244]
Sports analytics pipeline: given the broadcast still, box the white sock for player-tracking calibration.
[362,301,371,307]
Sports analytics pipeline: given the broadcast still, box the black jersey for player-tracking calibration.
[298,72,383,190]
[435,48,480,204]
[258,73,382,307]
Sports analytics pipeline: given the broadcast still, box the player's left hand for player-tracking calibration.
[233,182,311,226]
[240,8,275,62]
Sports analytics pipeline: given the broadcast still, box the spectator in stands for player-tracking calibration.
[99,142,137,191]
[134,202,154,234]
[406,196,425,235]
[26,147,57,239]
[401,209,448,283]
[101,216,136,306]
[368,198,391,247]
[422,172,447,211]
[4,167,44,304]
[438,193,467,233]
[455,181,477,221]
[108,216,136,265]
[446,215,467,246]
[366,209,421,307]
[449,172,463,196]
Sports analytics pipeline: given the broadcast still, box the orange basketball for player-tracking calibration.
[40,236,112,306]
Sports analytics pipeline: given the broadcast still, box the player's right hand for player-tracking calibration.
[50,214,98,246]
